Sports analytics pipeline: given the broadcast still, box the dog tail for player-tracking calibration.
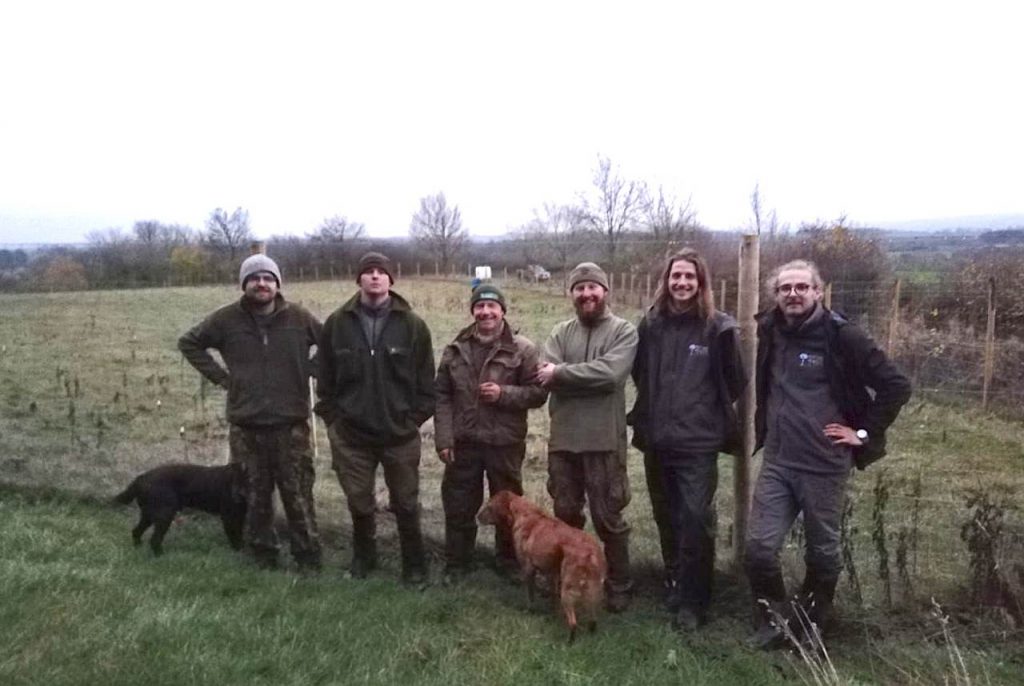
[112,478,138,505]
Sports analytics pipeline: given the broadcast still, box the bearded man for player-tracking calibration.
[178,253,322,571]
[536,262,638,612]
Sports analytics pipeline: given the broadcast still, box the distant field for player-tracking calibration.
[2,277,1023,684]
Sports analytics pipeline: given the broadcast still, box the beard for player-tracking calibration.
[573,297,607,325]
[244,288,274,308]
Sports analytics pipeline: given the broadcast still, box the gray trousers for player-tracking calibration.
[744,461,848,587]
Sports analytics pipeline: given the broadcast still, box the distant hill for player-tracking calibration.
[874,214,1024,232]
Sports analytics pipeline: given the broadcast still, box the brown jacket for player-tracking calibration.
[434,321,548,450]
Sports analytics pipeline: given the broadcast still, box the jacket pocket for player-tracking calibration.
[386,345,413,386]
[333,348,362,384]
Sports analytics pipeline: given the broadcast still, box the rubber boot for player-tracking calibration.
[397,510,428,588]
[603,534,633,613]
[443,525,474,585]
[349,514,377,579]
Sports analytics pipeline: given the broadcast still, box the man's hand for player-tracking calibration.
[823,423,863,446]
[438,448,454,465]
[535,362,557,387]
[478,382,502,404]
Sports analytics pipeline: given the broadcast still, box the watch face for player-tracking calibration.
[856,429,868,440]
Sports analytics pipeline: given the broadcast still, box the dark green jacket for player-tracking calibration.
[177,294,321,427]
[315,291,435,447]
[434,321,547,450]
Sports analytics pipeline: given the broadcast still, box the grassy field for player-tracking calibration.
[2,278,1023,684]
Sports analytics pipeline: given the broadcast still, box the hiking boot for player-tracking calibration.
[348,515,377,579]
[748,618,788,651]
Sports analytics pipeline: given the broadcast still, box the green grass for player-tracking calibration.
[2,278,1024,684]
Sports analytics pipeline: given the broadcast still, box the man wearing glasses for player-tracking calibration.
[746,259,910,649]
[179,254,323,571]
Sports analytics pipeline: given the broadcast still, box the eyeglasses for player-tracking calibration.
[776,282,812,295]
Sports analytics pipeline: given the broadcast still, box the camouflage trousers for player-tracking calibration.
[547,449,633,594]
[229,421,321,562]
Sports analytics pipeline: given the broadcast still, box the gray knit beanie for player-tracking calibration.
[239,254,282,289]
[568,262,609,291]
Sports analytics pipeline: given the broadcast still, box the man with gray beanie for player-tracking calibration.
[178,253,323,571]
[535,261,639,612]
[434,283,547,583]
[316,251,436,586]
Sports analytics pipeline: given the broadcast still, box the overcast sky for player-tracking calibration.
[1,1,1021,244]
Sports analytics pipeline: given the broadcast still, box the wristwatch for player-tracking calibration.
[855,429,869,443]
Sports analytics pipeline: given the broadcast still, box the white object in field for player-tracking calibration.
[474,265,492,280]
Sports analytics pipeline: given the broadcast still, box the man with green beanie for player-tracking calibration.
[316,251,436,586]
[434,283,548,583]
[178,253,323,571]
[535,261,638,612]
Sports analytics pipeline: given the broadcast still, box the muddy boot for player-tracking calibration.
[747,572,790,651]
[603,534,633,613]
[397,511,428,588]
[796,571,839,642]
[348,514,377,579]
[443,526,475,585]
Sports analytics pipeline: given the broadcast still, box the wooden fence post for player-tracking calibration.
[982,278,996,411]
[397,262,402,279]
[719,278,727,311]
[734,233,760,566]
[824,282,833,310]
[887,279,901,354]
[646,273,652,303]
[417,262,421,277]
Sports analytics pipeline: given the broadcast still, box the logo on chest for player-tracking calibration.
[688,344,709,357]
[797,352,824,368]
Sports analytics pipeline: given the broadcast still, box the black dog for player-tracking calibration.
[113,462,246,556]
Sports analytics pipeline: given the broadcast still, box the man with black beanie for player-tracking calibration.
[316,251,436,586]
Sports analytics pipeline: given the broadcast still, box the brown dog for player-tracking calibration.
[113,462,246,556]
[478,491,605,642]
[559,538,607,641]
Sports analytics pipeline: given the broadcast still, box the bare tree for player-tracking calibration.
[581,155,647,269]
[534,203,586,286]
[204,207,251,261]
[132,220,161,244]
[310,215,366,274]
[645,186,698,251]
[409,192,467,273]
[749,184,778,238]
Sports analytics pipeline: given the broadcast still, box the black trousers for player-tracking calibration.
[657,449,719,611]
